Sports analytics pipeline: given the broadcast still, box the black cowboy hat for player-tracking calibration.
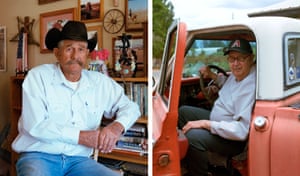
[45,20,97,51]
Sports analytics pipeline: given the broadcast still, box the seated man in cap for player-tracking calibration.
[12,21,140,176]
[178,39,256,176]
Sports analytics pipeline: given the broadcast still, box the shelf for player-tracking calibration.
[102,116,147,125]
[96,75,148,166]
[98,149,147,165]
[113,77,147,83]
[12,106,22,111]
[136,116,147,124]
[11,76,25,80]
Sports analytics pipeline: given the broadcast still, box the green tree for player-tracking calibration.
[153,0,174,62]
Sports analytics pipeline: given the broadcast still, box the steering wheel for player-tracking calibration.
[199,64,228,105]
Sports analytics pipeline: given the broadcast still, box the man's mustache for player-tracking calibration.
[66,60,84,66]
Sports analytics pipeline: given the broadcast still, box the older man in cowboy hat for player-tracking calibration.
[12,21,140,176]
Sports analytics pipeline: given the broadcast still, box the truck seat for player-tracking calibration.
[178,129,248,176]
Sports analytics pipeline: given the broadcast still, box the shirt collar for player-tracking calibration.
[51,63,91,90]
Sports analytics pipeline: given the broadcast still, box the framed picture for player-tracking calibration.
[125,0,148,31]
[40,8,76,53]
[78,0,104,22]
[38,0,61,4]
[87,25,102,50]
[112,35,145,77]
[0,26,6,72]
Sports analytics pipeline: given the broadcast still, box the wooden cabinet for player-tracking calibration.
[8,76,148,175]
[9,76,24,176]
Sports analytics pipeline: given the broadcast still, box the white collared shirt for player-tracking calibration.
[12,63,140,156]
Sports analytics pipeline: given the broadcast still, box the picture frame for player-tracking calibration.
[0,26,6,72]
[87,25,103,50]
[38,0,60,5]
[112,35,145,77]
[39,8,77,53]
[78,0,104,22]
[125,0,148,31]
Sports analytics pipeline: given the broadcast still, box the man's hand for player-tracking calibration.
[199,66,217,80]
[78,121,124,153]
[182,120,211,134]
[98,121,124,153]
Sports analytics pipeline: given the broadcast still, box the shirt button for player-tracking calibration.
[72,122,75,125]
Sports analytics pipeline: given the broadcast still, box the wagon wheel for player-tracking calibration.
[103,9,125,34]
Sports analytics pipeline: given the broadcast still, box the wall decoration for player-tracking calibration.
[87,25,108,75]
[78,0,104,22]
[15,31,28,75]
[10,16,39,46]
[0,26,6,72]
[89,49,109,76]
[103,9,125,34]
[87,25,103,50]
[40,8,76,53]
[113,35,145,77]
[125,0,148,31]
[38,0,61,5]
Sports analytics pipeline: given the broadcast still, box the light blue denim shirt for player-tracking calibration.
[12,63,141,157]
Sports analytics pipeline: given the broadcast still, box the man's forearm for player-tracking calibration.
[78,121,124,150]
[78,130,99,148]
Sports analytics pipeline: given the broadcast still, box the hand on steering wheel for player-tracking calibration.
[199,65,228,106]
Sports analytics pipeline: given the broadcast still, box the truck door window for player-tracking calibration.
[284,34,300,88]
[183,39,231,78]
[158,23,177,105]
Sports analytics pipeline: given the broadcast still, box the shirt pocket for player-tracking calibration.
[85,104,102,129]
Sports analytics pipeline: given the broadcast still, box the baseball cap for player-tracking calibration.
[223,39,252,55]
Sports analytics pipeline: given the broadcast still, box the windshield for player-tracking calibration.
[183,39,256,77]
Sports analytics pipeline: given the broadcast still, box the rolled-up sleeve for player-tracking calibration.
[103,80,141,132]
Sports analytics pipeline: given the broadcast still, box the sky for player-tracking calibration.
[168,0,298,28]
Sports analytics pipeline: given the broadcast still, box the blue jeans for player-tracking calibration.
[16,152,120,176]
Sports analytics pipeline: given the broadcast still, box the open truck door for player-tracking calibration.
[152,20,187,175]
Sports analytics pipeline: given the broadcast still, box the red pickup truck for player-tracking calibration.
[152,17,300,176]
